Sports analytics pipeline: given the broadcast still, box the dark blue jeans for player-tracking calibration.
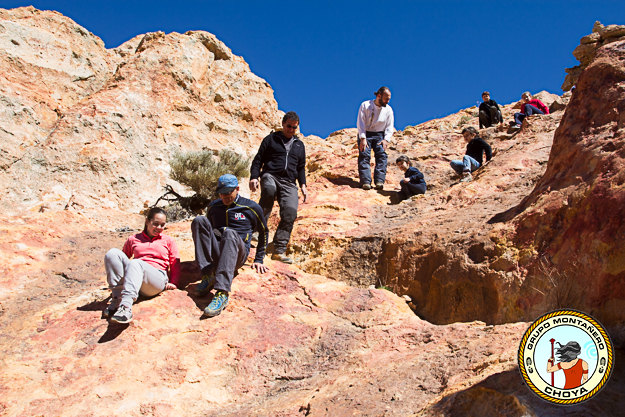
[514,104,544,125]
[399,182,426,200]
[358,131,388,185]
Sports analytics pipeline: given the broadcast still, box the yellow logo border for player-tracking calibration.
[518,309,614,405]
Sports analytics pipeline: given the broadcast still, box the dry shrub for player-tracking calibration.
[170,149,250,198]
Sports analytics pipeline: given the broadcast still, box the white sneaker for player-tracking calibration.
[110,305,133,324]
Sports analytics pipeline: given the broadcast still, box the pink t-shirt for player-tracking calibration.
[523,99,550,115]
[122,232,181,286]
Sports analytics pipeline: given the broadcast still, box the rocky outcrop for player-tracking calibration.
[293,40,625,331]
[501,39,625,329]
[562,21,625,91]
[0,6,281,217]
[1,215,622,416]
[0,213,526,416]
[293,93,567,325]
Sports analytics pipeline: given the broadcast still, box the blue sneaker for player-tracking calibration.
[196,273,216,296]
[203,291,229,317]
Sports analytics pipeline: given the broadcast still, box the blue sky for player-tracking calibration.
[2,1,624,137]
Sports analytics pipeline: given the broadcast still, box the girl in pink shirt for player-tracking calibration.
[103,207,180,324]
[512,91,549,126]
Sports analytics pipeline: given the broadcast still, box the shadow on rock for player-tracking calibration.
[77,296,110,312]
[98,322,130,343]
[184,284,215,314]
[325,176,362,189]
[430,349,625,416]
[177,260,201,289]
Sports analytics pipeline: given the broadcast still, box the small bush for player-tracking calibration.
[456,114,473,128]
[170,149,250,198]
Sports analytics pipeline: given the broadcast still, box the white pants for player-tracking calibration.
[104,248,168,308]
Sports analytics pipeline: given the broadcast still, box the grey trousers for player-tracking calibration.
[259,173,299,254]
[191,216,248,293]
[104,248,168,308]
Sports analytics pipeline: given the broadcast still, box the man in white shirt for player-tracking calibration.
[356,86,395,190]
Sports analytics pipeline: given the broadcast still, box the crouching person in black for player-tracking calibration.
[395,155,426,201]
[191,174,269,317]
[478,91,503,129]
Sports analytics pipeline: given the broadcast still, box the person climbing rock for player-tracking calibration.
[249,111,307,265]
[450,126,492,182]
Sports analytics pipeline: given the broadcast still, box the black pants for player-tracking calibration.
[479,108,501,128]
[399,182,426,200]
[191,216,248,293]
[259,173,299,254]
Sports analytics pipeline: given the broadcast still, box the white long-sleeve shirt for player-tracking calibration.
[356,99,395,142]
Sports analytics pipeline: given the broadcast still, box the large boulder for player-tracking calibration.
[503,39,625,329]
[0,7,281,217]
[562,21,625,91]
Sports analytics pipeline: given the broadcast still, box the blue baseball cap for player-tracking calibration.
[216,174,239,194]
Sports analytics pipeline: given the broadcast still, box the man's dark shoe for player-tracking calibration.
[375,182,384,190]
[196,272,216,296]
[110,305,133,324]
[203,291,229,317]
[101,297,120,319]
[271,253,294,264]
[362,183,372,190]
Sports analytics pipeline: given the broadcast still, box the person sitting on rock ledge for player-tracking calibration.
[478,91,503,129]
[511,91,549,127]
[450,126,492,182]
[103,207,180,324]
[395,155,426,201]
[192,174,269,317]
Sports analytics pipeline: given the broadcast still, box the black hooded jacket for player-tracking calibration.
[250,131,306,186]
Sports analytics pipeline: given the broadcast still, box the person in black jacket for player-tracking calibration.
[450,126,492,182]
[191,174,269,317]
[395,155,426,201]
[478,91,503,129]
[249,112,307,264]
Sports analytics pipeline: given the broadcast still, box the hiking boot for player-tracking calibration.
[101,297,121,319]
[375,182,384,190]
[203,291,229,317]
[271,253,294,264]
[362,183,372,190]
[460,171,473,182]
[250,232,259,248]
[196,272,216,296]
[110,305,133,324]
